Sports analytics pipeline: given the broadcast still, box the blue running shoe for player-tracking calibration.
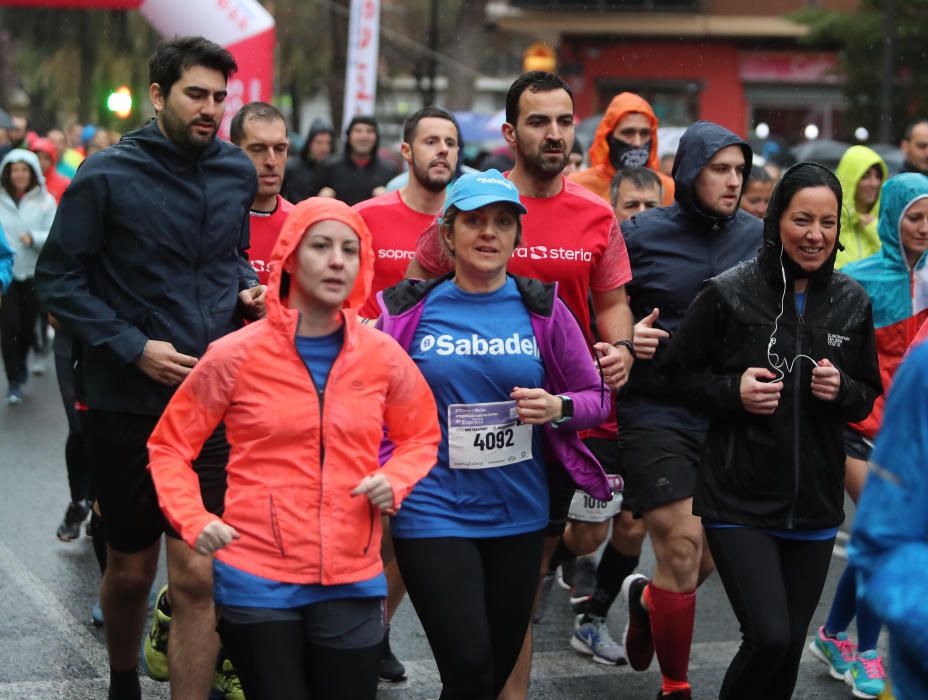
[570,614,626,665]
[845,650,886,699]
[810,626,856,679]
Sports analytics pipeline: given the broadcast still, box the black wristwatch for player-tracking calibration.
[551,394,573,427]
[612,339,637,360]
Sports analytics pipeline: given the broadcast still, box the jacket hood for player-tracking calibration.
[0,148,46,190]
[759,161,842,287]
[266,197,374,328]
[672,121,752,221]
[588,93,661,176]
[299,118,336,163]
[30,137,59,170]
[876,173,928,271]
[835,145,887,230]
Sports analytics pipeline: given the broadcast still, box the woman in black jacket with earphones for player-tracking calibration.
[660,162,881,700]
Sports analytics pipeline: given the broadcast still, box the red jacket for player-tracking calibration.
[31,137,71,203]
[148,197,440,585]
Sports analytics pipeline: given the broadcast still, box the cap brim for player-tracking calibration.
[452,193,527,215]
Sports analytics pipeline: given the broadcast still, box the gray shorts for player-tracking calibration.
[218,597,386,650]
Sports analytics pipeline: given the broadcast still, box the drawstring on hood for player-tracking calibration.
[266,197,374,332]
[759,161,842,288]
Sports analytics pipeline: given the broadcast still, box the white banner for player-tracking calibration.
[342,0,380,134]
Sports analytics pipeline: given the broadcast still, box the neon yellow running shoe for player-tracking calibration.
[213,658,245,700]
[141,585,170,681]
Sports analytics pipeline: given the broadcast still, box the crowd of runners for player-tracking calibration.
[2,33,928,700]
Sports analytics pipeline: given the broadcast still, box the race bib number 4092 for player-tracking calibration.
[448,400,533,470]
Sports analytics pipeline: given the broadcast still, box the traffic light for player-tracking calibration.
[106,86,133,119]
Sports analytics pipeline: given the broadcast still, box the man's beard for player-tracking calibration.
[160,104,217,151]
[411,154,453,193]
[516,135,569,180]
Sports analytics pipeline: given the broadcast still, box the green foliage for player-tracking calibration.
[794,0,928,141]
[0,8,157,132]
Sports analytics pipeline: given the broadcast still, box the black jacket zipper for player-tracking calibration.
[787,289,807,529]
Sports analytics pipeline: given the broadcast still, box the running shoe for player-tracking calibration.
[809,625,856,679]
[212,658,245,700]
[533,571,556,624]
[656,690,692,699]
[142,585,171,681]
[570,614,627,665]
[557,557,577,591]
[569,557,598,605]
[56,500,91,541]
[379,627,406,682]
[5,385,22,406]
[622,573,654,671]
[30,360,46,376]
[845,650,886,699]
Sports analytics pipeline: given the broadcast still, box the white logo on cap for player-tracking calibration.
[475,176,514,190]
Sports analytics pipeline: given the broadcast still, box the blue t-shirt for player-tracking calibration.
[392,278,548,538]
[213,560,386,608]
[211,326,387,609]
[795,291,807,316]
[295,327,344,392]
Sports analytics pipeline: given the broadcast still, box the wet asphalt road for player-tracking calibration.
[0,366,879,699]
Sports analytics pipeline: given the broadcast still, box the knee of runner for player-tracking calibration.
[566,522,609,556]
[105,564,157,596]
[660,531,703,575]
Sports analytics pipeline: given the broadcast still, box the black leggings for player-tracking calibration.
[55,351,91,503]
[0,278,39,385]
[705,527,835,700]
[217,599,383,700]
[394,530,546,700]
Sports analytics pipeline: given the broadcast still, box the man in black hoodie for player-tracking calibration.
[316,114,400,205]
[35,36,264,700]
[282,117,335,202]
[616,121,763,699]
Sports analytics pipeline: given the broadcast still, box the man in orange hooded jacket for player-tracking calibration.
[570,92,674,207]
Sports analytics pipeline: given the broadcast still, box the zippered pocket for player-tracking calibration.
[269,495,286,557]
[363,503,375,555]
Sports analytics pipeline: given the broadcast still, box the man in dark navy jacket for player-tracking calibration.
[617,121,763,699]
[35,36,263,700]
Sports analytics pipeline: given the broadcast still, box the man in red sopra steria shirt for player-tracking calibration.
[354,106,460,319]
[230,102,294,286]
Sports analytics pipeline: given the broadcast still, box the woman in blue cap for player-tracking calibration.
[376,169,612,698]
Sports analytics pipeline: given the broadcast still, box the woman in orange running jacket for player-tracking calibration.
[147,197,440,700]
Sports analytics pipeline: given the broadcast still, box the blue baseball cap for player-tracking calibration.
[443,169,527,216]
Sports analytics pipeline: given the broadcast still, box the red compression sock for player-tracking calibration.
[647,582,696,694]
